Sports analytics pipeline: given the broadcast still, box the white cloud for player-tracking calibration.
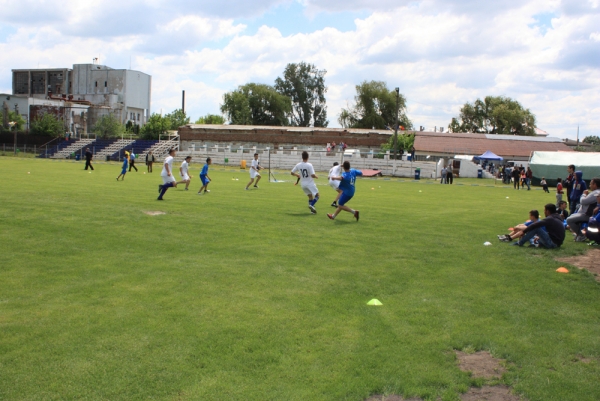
[0,0,598,139]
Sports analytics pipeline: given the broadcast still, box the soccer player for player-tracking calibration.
[198,158,212,195]
[327,161,362,221]
[245,153,262,190]
[116,155,128,181]
[180,156,192,190]
[84,148,94,170]
[328,162,343,207]
[291,151,319,214]
[158,148,184,200]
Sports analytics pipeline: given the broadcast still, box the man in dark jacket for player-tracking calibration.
[564,164,576,213]
[512,203,565,248]
[84,148,94,171]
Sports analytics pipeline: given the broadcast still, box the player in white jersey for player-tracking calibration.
[179,156,192,190]
[157,148,185,200]
[328,162,343,207]
[245,153,262,190]
[291,151,319,214]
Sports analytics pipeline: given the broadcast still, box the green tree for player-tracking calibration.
[93,114,124,138]
[274,62,328,127]
[30,113,64,137]
[195,114,225,124]
[164,109,190,130]
[449,96,536,136]
[125,120,140,135]
[140,113,171,140]
[381,132,415,153]
[338,81,412,130]
[583,135,600,145]
[1,111,26,132]
[221,83,291,126]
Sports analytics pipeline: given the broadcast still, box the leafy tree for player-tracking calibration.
[583,135,600,145]
[274,62,328,127]
[140,113,171,140]
[338,81,412,130]
[1,111,26,132]
[93,114,124,138]
[195,114,225,124]
[165,109,190,130]
[30,113,64,137]
[449,96,536,136]
[125,120,140,135]
[381,132,415,153]
[221,83,291,126]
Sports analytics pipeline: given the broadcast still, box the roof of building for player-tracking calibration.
[414,131,573,158]
[186,124,394,136]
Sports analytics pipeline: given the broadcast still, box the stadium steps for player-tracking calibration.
[49,139,96,159]
[142,137,179,159]
[93,139,135,160]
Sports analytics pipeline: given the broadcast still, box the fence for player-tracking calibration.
[0,143,40,157]
[175,145,437,178]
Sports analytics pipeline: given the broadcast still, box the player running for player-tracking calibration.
[291,151,319,214]
[327,161,362,221]
[180,156,192,190]
[328,161,343,207]
[198,158,212,195]
[158,148,185,200]
[245,153,262,190]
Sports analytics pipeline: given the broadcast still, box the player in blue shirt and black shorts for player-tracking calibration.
[327,161,362,221]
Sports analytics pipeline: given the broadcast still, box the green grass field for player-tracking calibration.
[1,157,599,401]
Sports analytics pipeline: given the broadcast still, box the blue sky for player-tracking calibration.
[0,0,598,139]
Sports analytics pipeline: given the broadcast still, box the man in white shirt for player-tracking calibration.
[179,156,192,191]
[328,161,343,207]
[158,148,184,200]
[245,153,262,190]
[291,151,319,214]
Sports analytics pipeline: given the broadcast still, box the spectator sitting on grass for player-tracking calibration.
[558,200,569,222]
[582,193,600,246]
[511,204,565,248]
[566,177,600,242]
[498,210,541,243]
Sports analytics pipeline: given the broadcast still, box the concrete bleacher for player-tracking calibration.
[38,140,72,158]
[49,139,96,159]
[94,139,135,161]
[140,137,180,160]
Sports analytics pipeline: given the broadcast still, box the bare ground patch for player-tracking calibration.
[365,396,423,401]
[461,385,522,401]
[556,249,600,281]
[144,211,166,216]
[455,351,506,379]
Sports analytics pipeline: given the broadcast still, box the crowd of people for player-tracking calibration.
[498,168,600,248]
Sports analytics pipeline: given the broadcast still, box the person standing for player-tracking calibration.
[440,166,447,184]
[116,155,128,181]
[328,162,343,207]
[146,151,155,173]
[245,153,262,190]
[446,165,454,184]
[129,151,138,172]
[84,148,94,171]
[198,158,212,195]
[564,165,576,214]
[512,168,521,190]
[327,161,362,221]
[180,156,192,191]
[410,146,415,161]
[291,151,319,214]
[525,167,533,190]
[570,171,587,214]
[158,148,184,200]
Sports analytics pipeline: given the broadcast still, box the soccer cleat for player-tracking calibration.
[528,243,539,248]
[310,210,317,215]
[511,242,521,246]
[574,235,587,242]
[197,191,203,195]
[327,213,334,220]
[184,188,189,191]
[309,205,317,214]
[331,202,337,207]
[354,210,360,221]
[157,197,163,201]
[205,190,210,193]
[245,187,249,190]
[498,234,512,242]
[254,185,259,188]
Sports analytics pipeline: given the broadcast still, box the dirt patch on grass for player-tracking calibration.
[365,396,422,401]
[461,385,522,401]
[556,249,600,281]
[144,211,166,216]
[455,351,506,379]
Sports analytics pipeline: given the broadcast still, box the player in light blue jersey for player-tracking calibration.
[327,161,362,221]
[198,158,212,195]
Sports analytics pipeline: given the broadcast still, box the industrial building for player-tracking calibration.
[5,62,151,136]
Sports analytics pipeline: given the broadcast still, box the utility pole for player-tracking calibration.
[393,88,399,162]
[576,124,579,147]
[182,90,185,114]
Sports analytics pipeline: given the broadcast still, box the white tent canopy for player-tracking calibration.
[529,151,600,185]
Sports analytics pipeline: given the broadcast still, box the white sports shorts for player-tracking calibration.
[162,175,176,185]
[329,179,340,190]
[302,183,319,196]
[181,173,190,181]
[250,169,261,179]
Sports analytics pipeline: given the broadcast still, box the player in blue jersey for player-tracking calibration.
[327,161,362,221]
[198,158,212,195]
[116,156,128,181]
